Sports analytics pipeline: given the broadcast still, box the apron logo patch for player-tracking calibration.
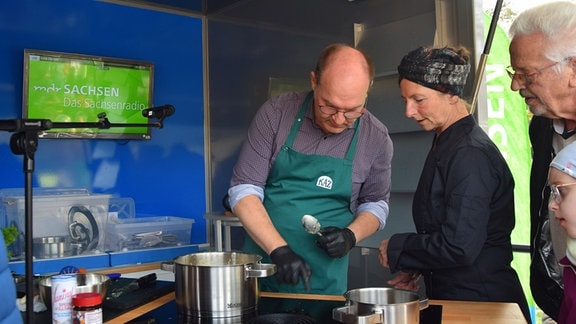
[316,176,333,190]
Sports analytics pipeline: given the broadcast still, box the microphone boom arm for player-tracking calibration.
[0,103,174,323]
[0,104,175,132]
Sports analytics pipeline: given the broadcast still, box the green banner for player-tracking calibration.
[484,13,533,309]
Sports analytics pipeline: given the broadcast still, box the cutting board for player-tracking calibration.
[103,278,174,310]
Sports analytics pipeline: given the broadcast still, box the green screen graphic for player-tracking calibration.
[24,50,154,139]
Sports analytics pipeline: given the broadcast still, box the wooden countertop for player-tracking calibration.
[428,299,527,323]
[99,264,527,323]
[104,290,526,323]
[261,292,526,323]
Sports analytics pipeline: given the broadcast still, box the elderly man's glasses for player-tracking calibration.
[550,182,576,204]
[318,105,366,120]
[505,60,565,85]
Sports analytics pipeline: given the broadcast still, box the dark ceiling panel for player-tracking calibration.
[120,0,203,12]
[206,0,434,36]
[117,0,434,37]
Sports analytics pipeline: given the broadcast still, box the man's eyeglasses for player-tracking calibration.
[549,182,576,204]
[318,105,366,120]
[506,59,566,85]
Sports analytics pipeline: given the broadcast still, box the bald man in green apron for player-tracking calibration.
[228,44,393,295]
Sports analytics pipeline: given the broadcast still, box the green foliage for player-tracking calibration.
[2,225,18,247]
[1,225,19,258]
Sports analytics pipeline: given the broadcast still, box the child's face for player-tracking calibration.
[549,168,576,238]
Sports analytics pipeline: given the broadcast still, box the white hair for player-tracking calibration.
[509,1,576,63]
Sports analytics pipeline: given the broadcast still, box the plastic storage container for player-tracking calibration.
[3,190,110,259]
[105,216,194,252]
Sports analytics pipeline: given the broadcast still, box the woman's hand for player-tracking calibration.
[387,271,421,291]
[378,239,389,268]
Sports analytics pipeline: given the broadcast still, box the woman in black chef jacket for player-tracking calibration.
[377,46,531,323]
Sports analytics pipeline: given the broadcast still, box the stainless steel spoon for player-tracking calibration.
[301,214,322,236]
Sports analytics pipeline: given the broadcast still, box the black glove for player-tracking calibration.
[269,245,311,290]
[316,226,356,258]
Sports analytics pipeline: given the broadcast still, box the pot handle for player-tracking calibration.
[332,305,381,324]
[246,263,276,278]
[419,297,429,310]
[160,260,175,273]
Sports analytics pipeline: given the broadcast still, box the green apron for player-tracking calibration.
[243,91,359,295]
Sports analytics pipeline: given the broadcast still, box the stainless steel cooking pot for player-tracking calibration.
[33,236,71,259]
[333,287,428,324]
[162,251,276,318]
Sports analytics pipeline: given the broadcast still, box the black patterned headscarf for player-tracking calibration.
[397,46,471,96]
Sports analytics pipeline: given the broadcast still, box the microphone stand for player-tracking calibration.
[470,0,503,114]
[0,106,173,323]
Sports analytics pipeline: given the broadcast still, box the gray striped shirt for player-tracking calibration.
[229,91,393,228]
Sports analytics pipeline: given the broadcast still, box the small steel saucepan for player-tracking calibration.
[333,287,428,324]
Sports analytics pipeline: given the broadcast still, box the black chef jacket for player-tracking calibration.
[387,115,530,322]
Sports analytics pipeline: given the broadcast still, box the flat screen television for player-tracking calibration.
[22,49,154,140]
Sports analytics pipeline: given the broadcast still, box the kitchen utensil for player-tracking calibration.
[333,287,428,324]
[102,277,174,310]
[108,273,157,298]
[161,251,276,318]
[119,231,179,249]
[33,236,72,259]
[39,273,110,310]
[136,231,178,248]
[68,205,100,254]
[301,214,322,236]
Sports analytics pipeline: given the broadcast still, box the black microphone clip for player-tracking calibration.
[142,105,175,120]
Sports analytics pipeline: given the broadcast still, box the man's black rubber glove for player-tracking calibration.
[269,245,311,290]
[316,227,356,258]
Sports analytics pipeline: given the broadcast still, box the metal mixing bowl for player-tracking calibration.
[38,273,110,309]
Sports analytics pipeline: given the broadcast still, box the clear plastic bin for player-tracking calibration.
[3,190,110,259]
[105,216,194,252]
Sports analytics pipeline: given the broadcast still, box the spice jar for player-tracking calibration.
[72,292,102,324]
